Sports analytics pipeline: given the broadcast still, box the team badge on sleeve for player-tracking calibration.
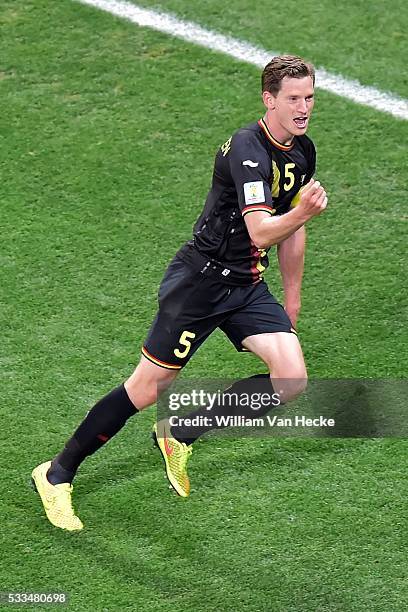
[243,181,265,205]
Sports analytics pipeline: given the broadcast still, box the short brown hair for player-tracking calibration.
[262,55,315,95]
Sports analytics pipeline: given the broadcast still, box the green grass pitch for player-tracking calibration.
[1,0,407,610]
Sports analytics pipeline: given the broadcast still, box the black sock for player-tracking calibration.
[47,384,138,485]
[170,374,278,445]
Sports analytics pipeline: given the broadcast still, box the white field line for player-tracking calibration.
[75,0,408,121]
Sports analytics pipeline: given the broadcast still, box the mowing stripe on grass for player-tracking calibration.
[74,0,408,120]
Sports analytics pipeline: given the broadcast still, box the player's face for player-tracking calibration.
[267,76,315,141]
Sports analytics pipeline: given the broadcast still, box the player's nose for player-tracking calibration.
[297,99,308,114]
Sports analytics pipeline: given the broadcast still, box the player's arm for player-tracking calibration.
[244,179,327,249]
[277,226,306,329]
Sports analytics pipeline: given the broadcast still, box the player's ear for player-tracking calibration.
[262,90,276,110]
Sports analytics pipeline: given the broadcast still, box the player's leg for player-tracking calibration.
[169,332,306,446]
[31,255,199,529]
[124,355,179,409]
[127,356,195,498]
[47,355,179,483]
[169,283,307,444]
[241,331,307,403]
[225,281,307,405]
[31,254,229,527]
[31,356,178,531]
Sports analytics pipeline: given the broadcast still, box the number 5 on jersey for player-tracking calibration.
[284,163,295,191]
[174,330,196,358]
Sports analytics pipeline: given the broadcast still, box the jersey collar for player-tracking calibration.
[258,118,294,151]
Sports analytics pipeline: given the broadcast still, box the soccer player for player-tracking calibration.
[32,55,327,531]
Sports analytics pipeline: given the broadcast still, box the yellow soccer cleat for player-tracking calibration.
[153,420,192,497]
[31,461,83,531]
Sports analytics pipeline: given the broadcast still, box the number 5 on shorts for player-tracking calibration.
[174,330,196,359]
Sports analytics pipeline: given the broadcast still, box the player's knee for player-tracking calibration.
[271,373,308,404]
[125,377,164,410]
[128,382,159,410]
[125,358,178,410]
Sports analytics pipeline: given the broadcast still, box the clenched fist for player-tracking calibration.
[298,179,328,218]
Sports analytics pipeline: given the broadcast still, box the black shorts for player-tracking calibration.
[142,252,295,370]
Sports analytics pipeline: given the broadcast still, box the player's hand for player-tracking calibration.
[298,179,328,219]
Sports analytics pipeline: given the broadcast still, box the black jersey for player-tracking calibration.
[177,118,316,286]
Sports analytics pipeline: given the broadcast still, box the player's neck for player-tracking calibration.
[263,114,294,146]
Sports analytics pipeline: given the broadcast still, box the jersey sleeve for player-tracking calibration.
[228,130,274,218]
